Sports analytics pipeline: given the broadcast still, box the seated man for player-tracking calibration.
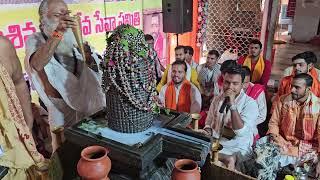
[197,50,221,109]
[275,51,320,101]
[282,51,320,80]
[185,46,198,69]
[159,60,201,113]
[0,36,47,179]
[268,73,320,175]
[200,64,259,169]
[242,66,267,138]
[237,39,271,88]
[217,60,238,91]
[156,45,200,92]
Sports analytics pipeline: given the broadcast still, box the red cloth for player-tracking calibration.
[198,110,208,129]
[246,83,265,100]
[238,56,271,88]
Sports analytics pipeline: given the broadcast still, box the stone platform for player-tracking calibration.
[64,110,212,180]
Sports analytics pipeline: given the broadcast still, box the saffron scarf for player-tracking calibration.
[165,80,192,113]
[276,93,320,156]
[243,55,265,83]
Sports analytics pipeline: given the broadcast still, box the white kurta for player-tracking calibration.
[204,90,259,156]
[158,82,202,113]
[25,32,106,128]
[246,82,267,135]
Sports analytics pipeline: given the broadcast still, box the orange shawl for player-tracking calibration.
[243,55,265,83]
[165,80,192,113]
[269,93,320,157]
[278,68,320,98]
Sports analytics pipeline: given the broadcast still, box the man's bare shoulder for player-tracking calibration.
[0,36,12,50]
[0,36,17,76]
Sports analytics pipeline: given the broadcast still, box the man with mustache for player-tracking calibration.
[275,51,320,101]
[197,49,221,109]
[24,0,105,151]
[199,64,259,169]
[156,46,201,92]
[237,39,271,88]
[268,73,320,178]
[282,51,320,80]
[158,60,201,113]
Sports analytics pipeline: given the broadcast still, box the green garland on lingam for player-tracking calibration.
[101,24,157,111]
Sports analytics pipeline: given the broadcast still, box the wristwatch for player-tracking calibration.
[229,104,237,111]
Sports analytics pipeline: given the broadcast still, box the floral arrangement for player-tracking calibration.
[101,24,157,112]
[196,0,209,47]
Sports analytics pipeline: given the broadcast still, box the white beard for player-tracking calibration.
[42,17,78,57]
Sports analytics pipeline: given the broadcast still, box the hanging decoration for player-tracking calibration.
[196,0,209,47]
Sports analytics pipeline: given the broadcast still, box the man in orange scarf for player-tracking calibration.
[268,73,320,177]
[275,51,320,101]
[158,60,201,113]
[0,36,47,179]
[238,39,271,88]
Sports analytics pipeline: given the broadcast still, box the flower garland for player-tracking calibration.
[101,24,157,111]
[196,0,209,47]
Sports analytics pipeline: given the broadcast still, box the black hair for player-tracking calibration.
[249,39,262,49]
[220,60,238,73]
[293,73,313,87]
[184,46,194,56]
[224,64,245,82]
[292,51,317,64]
[175,45,185,52]
[241,66,251,78]
[172,59,187,72]
[208,50,220,58]
[144,34,154,41]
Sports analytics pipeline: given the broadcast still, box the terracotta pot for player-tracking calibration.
[77,146,111,180]
[171,159,201,180]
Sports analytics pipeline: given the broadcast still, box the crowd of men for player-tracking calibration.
[0,0,320,179]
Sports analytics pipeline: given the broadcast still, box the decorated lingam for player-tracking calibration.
[101,24,158,133]
[66,25,212,180]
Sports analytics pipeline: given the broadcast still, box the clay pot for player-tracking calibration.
[77,146,111,180]
[171,159,201,180]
